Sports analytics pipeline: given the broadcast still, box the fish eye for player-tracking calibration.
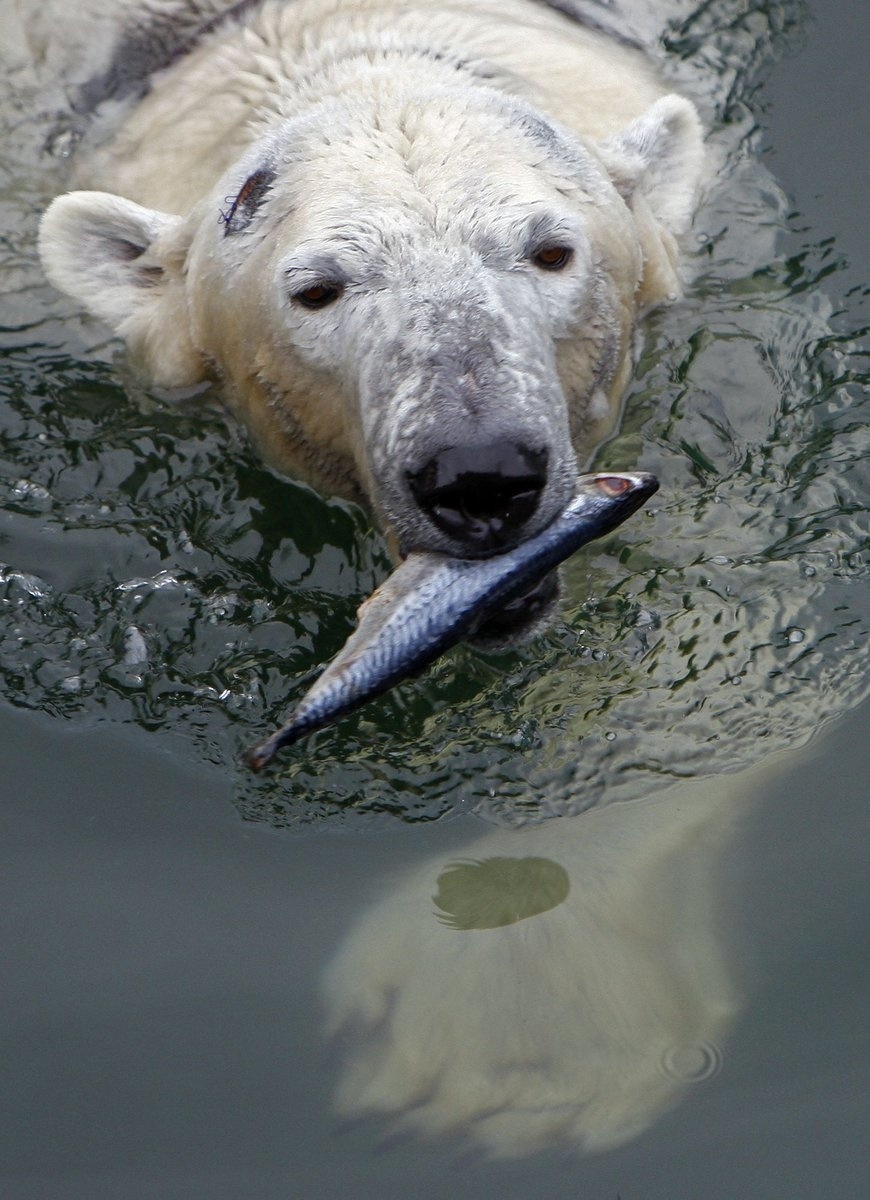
[596,475,633,496]
[532,244,574,271]
[292,281,345,309]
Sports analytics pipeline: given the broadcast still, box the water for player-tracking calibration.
[1,1,868,1196]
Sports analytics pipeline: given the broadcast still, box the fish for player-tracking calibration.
[247,471,658,770]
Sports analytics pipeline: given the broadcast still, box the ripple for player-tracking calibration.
[1,3,869,828]
[660,1041,724,1084]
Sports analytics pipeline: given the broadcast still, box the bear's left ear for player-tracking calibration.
[597,95,705,236]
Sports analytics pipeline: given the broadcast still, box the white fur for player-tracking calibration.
[324,760,777,1156]
[36,0,705,550]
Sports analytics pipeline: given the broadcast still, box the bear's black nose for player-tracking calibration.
[406,441,548,552]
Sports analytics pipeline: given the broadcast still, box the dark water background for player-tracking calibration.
[1,0,868,1196]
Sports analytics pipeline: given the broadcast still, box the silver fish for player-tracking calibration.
[247,471,658,770]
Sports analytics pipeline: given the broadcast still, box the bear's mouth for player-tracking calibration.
[468,569,560,647]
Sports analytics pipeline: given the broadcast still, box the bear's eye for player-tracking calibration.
[532,244,574,271]
[292,282,345,309]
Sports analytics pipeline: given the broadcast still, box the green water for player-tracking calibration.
[2,1,867,828]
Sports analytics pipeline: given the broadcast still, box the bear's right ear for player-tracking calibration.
[38,191,205,388]
[597,96,705,237]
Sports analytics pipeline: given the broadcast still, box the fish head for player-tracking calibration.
[472,471,659,644]
[569,471,661,529]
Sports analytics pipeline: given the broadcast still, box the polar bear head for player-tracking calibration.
[40,88,702,556]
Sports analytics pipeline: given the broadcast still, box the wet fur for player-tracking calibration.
[35,0,704,554]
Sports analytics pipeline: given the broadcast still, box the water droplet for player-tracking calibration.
[0,566,51,602]
[787,628,805,644]
[709,555,731,566]
[801,563,816,578]
[123,626,148,666]
[45,124,81,159]
[12,479,50,502]
[116,570,186,595]
[206,593,238,622]
[605,731,616,742]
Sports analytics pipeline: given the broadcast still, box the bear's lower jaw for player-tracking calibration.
[468,569,561,649]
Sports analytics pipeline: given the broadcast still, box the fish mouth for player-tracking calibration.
[468,569,561,647]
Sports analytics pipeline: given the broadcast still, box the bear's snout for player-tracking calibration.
[406,440,548,553]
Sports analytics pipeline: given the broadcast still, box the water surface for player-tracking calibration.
[1,0,868,1195]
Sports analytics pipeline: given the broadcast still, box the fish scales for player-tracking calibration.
[248,471,658,770]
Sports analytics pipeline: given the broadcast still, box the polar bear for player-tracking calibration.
[36,0,704,567]
[22,0,868,1165]
[323,760,761,1157]
[30,2,711,1154]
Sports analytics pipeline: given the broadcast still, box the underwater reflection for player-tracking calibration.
[324,761,767,1157]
